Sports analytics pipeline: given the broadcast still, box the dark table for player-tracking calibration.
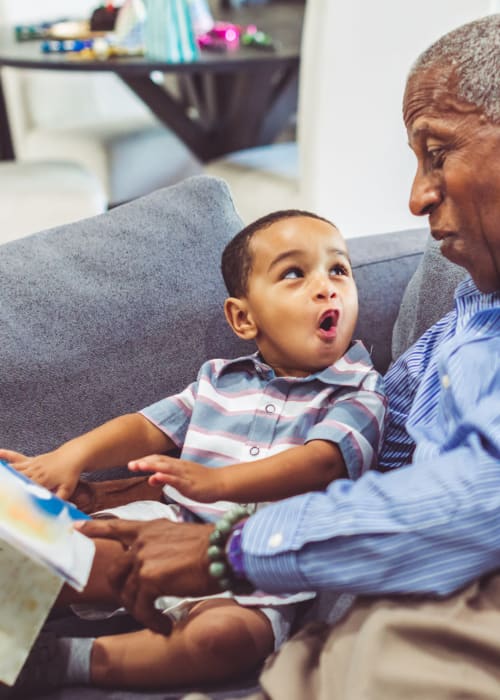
[0,2,303,162]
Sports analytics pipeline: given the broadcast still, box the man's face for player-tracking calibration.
[242,216,358,377]
[404,67,500,293]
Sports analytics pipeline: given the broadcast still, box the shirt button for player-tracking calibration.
[268,533,283,548]
[441,374,450,389]
[265,403,276,414]
[249,446,260,456]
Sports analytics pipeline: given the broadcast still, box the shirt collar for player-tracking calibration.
[454,276,500,304]
[454,276,500,331]
[219,340,375,389]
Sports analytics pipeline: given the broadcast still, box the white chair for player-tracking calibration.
[206,0,496,235]
[0,0,201,206]
[0,160,107,243]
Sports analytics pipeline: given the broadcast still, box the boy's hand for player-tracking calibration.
[128,455,225,502]
[0,448,81,501]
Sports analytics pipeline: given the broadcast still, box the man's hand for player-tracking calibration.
[0,448,81,500]
[78,518,219,632]
[128,455,225,502]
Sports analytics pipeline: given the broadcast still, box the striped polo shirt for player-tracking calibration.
[141,340,386,522]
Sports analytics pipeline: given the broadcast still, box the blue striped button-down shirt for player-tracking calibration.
[242,278,500,597]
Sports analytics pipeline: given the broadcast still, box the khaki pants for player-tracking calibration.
[225,571,500,700]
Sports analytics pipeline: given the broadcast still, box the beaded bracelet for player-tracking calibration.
[207,504,255,595]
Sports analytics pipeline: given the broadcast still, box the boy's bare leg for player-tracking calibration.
[90,598,274,688]
[56,537,124,606]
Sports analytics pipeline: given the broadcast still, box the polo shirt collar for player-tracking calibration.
[220,340,374,389]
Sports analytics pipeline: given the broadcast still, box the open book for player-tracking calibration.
[0,459,95,685]
[0,459,94,590]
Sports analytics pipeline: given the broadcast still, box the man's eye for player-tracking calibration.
[282,267,303,279]
[428,147,445,168]
[330,264,349,276]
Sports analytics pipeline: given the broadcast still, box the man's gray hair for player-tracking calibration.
[410,13,500,123]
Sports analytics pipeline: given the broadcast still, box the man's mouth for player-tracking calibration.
[431,229,455,242]
[431,229,460,260]
[318,309,339,338]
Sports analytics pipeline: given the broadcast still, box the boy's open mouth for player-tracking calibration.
[318,309,339,334]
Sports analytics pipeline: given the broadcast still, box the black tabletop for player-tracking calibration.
[0,2,303,76]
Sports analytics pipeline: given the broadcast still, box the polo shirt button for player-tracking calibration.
[441,374,450,389]
[268,533,283,548]
[250,446,260,456]
[265,403,276,414]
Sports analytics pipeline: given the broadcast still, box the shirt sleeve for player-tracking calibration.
[139,380,198,448]
[242,333,500,598]
[306,370,387,480]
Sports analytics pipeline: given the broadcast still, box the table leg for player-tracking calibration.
[214,64,298,152]
[120,64,298,163]
[120,74,211,161]
[0,74,14,161]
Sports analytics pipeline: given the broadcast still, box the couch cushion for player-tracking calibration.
[391,235,467,360]
[0,175,247,456]
[347,227,428,373]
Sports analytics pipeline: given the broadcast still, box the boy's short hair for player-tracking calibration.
[221,209,336,298]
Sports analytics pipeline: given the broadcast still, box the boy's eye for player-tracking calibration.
[282,267,303,279]
[330,263,349,276]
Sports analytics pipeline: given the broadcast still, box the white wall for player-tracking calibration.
[299,0,497,237]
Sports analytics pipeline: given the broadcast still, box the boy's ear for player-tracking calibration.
[224,297,258,340]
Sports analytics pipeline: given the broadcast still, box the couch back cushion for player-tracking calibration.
[391,235,467,359]
[348,227,427,373]
[1,176,248,454]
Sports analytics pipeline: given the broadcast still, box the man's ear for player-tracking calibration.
[224,297,258,340]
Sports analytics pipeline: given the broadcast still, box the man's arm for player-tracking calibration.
[243,442,500,597]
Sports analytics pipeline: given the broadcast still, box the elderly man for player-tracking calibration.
[80,14,500,698]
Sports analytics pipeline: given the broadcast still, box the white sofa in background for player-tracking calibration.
[0,160,106,243]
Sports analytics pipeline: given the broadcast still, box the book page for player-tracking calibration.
[0,539,62,686]
[0,459,95,590]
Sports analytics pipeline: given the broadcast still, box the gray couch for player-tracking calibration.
[0,175,462,699]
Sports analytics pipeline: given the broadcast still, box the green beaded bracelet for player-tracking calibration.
[207,505,254,595]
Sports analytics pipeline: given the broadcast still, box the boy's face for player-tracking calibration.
[231,216,358,377]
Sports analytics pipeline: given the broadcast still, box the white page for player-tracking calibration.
[0,539,63,686]
[0,461,95,590]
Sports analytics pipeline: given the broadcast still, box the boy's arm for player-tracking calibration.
[128,440,346,503]
[0,413,174,500]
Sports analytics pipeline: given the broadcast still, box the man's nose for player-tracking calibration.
[409,168,442,216]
